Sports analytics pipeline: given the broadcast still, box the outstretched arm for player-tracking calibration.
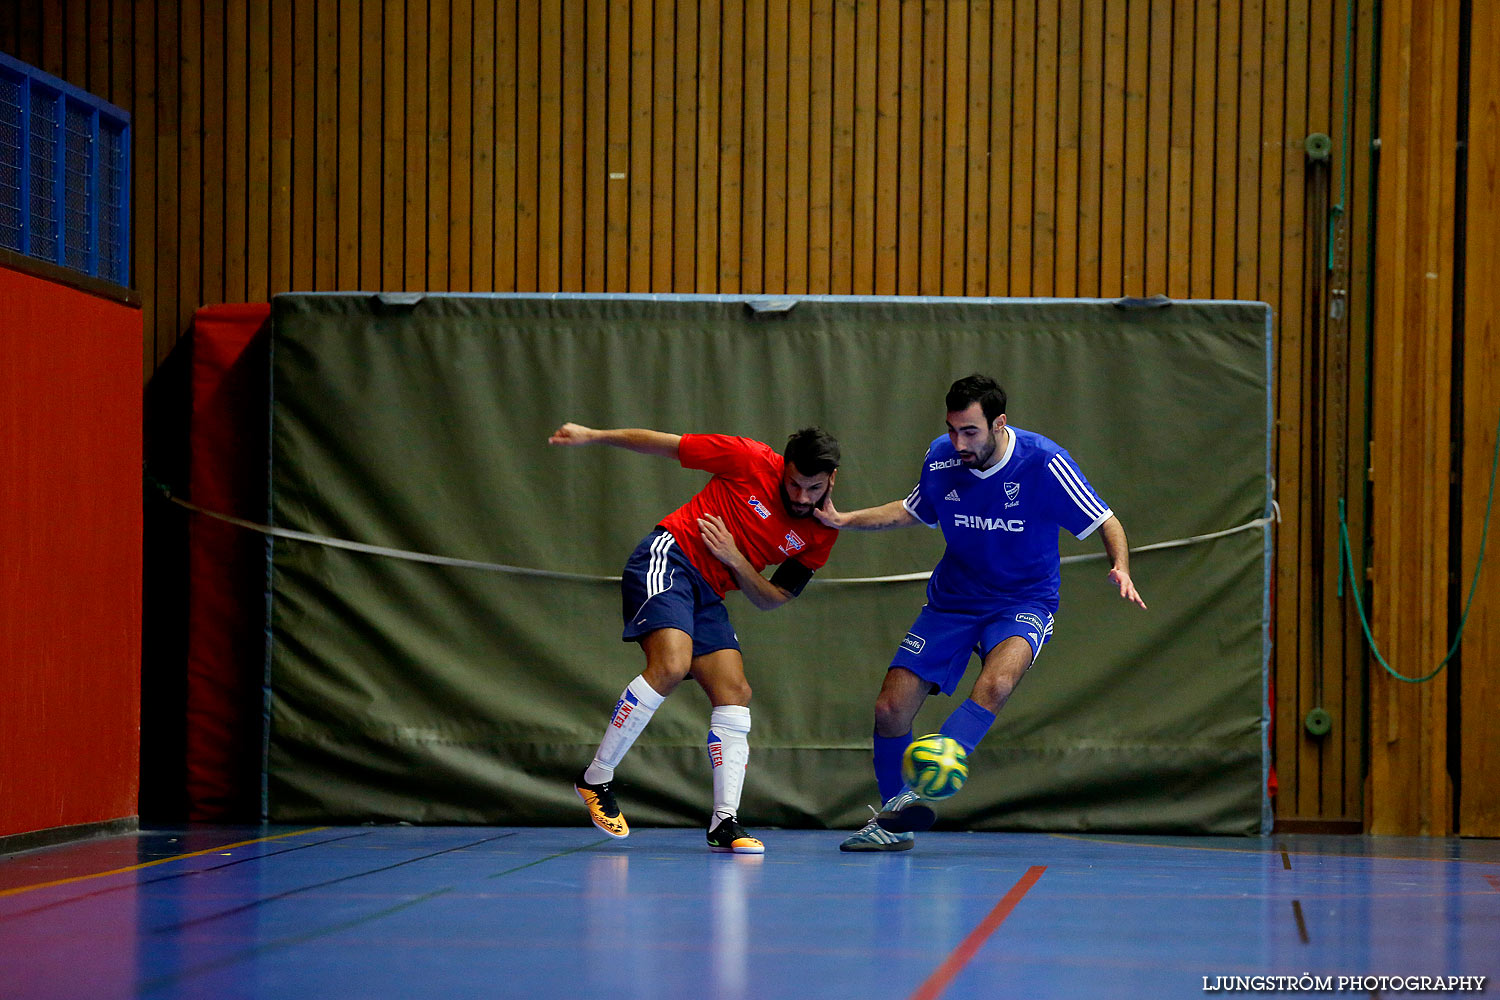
[547,422,682,459]
[1098,515,1147,609]
[813,495,922,531]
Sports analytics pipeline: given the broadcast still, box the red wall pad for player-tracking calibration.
[0,265,143,839]
[186,304,272,820]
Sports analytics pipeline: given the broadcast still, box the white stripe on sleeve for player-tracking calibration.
[1049,456,1109,520]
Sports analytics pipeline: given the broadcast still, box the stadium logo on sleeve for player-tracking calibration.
[928,458,964,470]
[900,632,926,654]
[746,495,772,519]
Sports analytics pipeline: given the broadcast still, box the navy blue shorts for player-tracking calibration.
[620,529,740,657]
[889,602,1055,695]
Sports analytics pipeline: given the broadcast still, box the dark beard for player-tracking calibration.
[779,482,824,518]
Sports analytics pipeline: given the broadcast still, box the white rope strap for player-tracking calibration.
[161,488,1277,586]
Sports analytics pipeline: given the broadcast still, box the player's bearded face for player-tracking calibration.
[962,426,999,466]
[780,468,834,518]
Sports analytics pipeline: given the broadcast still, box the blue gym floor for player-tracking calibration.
[2,826,1497,999]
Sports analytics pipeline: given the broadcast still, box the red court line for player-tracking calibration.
[909,865,1047,1000]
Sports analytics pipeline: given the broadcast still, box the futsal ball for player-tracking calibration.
[901,734,969,800]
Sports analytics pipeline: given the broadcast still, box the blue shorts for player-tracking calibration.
[620,529,740,657]
[890,603,1056,695]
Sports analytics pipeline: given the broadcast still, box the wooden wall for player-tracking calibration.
[1459,0,1500,838]
[0,1,1382,825]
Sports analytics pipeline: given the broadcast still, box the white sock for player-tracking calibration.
[584,675,666,785]
[707,705,752,828]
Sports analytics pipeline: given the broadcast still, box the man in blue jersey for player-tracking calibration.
[816,374,1147,851]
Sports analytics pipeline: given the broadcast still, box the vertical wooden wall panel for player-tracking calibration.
[715,0,740,292]
[1,1,1402,826]
[1460,0,1500,838]
[321,0,345,289]
[1008,1,1036,295]
[428,0,451,290]
[1166,0,1192,299]
[739,0,765,293]
[829,0,854,293]
[1097,0,1123,295]
[764,0,787,291]
[534,0,557,290]
[245,0,269,300]
[1234,0,1262,300]
[201,0,223,305]
[290,0,314,292]
[806,0,831,293]
[584,0,607,292]
[451,0,473,291]
[1031,0,1056,297]
[266,0,290,296]
[605,0,630,291]
[917,0,941,295]
[784,1,809,292]
[673,0,698,292]
[872,0,898,294]
[471,0,494,291]
[942,0,969,296]
[648,0,672,289]
[492,0,514,289]
[178,0,201,344]
[627,0,652,291]
[1120,0,1145,296]
[1074,0,1101,297]
[1368,0,1459,836]
[1189,1,1215,297]
[557,0,583,292]
[1142,0,1170,297]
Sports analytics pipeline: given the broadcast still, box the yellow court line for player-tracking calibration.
[0,827,329,899]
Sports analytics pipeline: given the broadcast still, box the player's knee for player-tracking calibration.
[872,695,909,737]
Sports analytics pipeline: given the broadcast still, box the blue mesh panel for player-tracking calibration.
[28,87,58,262]
[62,102,92,272]
[99,124,125,284]
[0,73,22,252]
[0,56,130,283]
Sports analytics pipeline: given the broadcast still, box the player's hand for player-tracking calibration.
[548,422,596,446]
[1109,567,1148,609]
[812,494,848,529]
[697,513,745,567]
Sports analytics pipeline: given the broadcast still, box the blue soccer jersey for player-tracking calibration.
[903,426,1113,611]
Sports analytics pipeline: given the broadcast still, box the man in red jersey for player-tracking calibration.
[548,422,841,853]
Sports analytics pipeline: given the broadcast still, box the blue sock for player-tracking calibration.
[873,730,911,802]
[939,699,996,753]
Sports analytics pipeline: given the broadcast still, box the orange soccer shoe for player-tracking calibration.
[574,771,629,838]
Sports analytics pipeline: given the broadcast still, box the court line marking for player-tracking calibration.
[1291,899,1310,943]
[909,865,1046,1000]
[1045,832,1500,866]
[153,831,521,932]
[0,827,328,899]
[135,835,614,993]
[0,831,374,924]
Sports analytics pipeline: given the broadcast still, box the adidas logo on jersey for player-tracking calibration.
[944,489,961,501]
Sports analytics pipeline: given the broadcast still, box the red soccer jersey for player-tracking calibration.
[657,434,839,597]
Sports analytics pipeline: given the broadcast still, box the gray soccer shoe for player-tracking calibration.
[839,796,919,852]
